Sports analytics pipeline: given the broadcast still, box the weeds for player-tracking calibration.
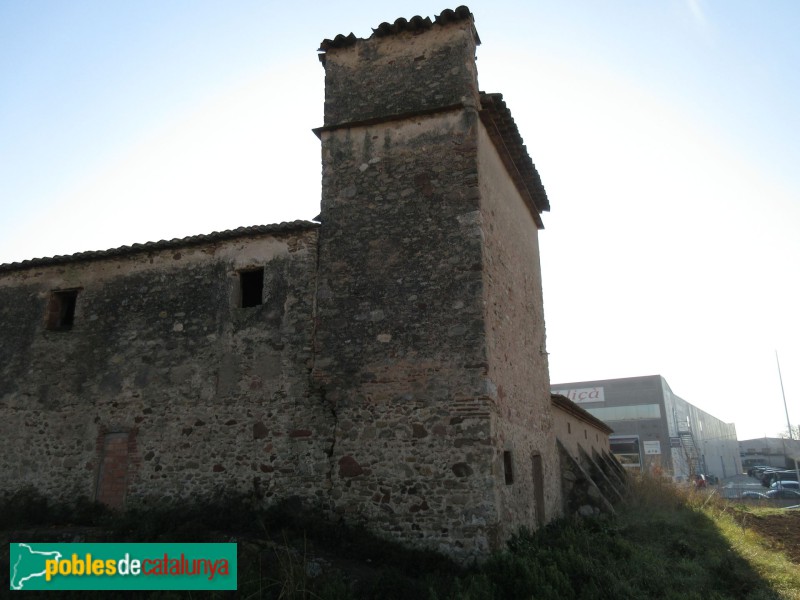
[2,480,798,599]
[0,486,107,529]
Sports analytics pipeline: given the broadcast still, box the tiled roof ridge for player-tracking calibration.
[479,91,550,217]
[319,6,476,52]
[551,393,614,435]
[0,220,319,272]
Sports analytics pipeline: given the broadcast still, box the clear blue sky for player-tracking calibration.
[1,1,798,442]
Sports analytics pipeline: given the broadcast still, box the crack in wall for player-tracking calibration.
[324,388,339,493]
[308,228,339,496]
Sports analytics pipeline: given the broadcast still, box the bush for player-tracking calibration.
[2,480,796,599]
[0,486,107,529]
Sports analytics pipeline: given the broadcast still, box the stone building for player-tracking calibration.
[552,394,612,461]
[0,7,619,559]
[550,394,624,518]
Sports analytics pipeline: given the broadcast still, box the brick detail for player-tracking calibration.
[96,432,132,508]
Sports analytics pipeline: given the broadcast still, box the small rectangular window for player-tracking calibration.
[239,268,264,307]
[503,450,514,485]
[46,289,79,330]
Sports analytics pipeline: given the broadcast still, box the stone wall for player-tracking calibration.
[0,8,583,562]
[321,17,480,126]
[477,120,561,538]
[0,227,331,506]
[314,17,500,557]
[312,13,565,558]
[551,395,612,460]
[552,395,625,517]
[315,111,497,558]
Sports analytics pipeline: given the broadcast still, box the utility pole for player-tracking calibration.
[776,351,800,484]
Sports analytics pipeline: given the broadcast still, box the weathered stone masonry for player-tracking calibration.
[0,7,618,560]
[0,226,329,505]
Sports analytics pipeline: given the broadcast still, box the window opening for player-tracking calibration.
[46,289,79,330]
[503,450,514,484]
[240,268,264,307]
[610,435,642,469]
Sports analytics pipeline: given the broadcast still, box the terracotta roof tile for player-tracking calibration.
[0,220,319,273]
[319,6,477,54]
[480,92,550,225]
[552,393,614,435]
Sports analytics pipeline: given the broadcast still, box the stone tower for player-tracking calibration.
[313,7,559,558]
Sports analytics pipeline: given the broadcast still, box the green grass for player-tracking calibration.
[2,479,799,599]
[700,498,800,599]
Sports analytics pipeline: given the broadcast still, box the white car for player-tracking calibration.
[769,480,799,490]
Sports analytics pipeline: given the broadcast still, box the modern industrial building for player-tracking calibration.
[552,375,741,481]
[739,437,800,471]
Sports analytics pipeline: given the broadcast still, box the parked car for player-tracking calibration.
[741,491,768,500]
[761,470,799,487]
[769,480,799,490]
[747,465,771,478]
[765,488,800,500]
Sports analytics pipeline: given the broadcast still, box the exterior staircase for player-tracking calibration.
[678,430,702,476]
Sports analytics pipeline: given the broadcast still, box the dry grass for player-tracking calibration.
[3,480,800,599]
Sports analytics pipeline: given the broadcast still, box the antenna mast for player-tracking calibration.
[776,351,792,439]
[776,351,800,485]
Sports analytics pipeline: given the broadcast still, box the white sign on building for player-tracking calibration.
[643,441,662,455]
[552,387,605,404]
